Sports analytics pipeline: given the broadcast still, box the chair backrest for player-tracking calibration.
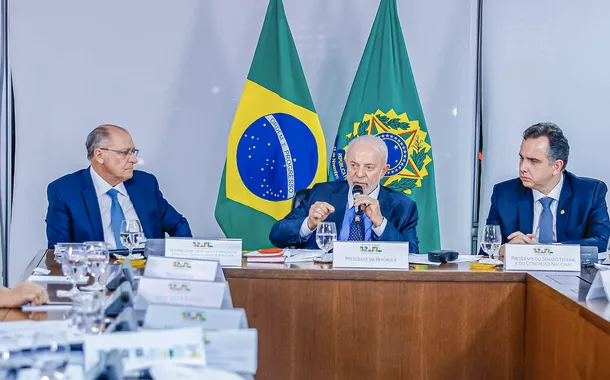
[291,189,310,210]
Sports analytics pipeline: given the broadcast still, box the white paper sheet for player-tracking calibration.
[27,275,87,284]
[284,249,322,263]
[21,302,72,312]
[0,320,84,349]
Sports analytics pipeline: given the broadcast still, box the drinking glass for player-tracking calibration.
[53,242,84,264]
[32,331,70,380]
[480,224,503,264]
[120,219,145,257]
[313,222,337,263]
[81,241,110,292]
[72,292,105,335]
[57,244,88,298]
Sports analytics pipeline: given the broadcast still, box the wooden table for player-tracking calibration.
[2,251,609,380]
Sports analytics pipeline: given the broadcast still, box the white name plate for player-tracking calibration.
[165,238,242,267]
[143,256,225,282]
[84,327,205,372]
[135,278,233,309]
[143,304,248,330]
[204,329,258,375]
[505,244,581,272]
[332,241,409,269]
[586,264,610,301]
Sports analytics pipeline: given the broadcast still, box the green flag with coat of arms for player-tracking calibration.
[329,0,441,253]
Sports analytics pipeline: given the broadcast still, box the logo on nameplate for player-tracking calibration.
[193,241,214,248]
[181,311,206,321]
[532,247,553,255]
[135,345,203,359]
[173,261,192,269]
[168,283,191,292]
[359,244,383,253]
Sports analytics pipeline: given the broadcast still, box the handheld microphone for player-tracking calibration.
[352,185,364,223]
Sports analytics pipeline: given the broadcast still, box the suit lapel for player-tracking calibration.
[518,185,534,235]
[327,182,348,233]
[81,169,104,240]
[378,186,394,221]
[555,173,572,242]
[124,178,152,238]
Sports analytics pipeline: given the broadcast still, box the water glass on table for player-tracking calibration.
[313,222,337,263]
[72,292,105,335]
[81,241,110,292]
[57,244,88,298]
[480,224,503,265]
[53,242,85,264]
[120,219,146,258]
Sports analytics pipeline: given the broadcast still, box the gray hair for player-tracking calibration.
[523,122,570,170]
[346,135,388,164]
[85,124,128,160]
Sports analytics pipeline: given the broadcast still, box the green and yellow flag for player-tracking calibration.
[329,0,440,253]
[215,0,327,250]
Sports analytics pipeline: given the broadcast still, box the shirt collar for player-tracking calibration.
[89,166,127,198]
[348,184,380,209]
[532,173,564,203]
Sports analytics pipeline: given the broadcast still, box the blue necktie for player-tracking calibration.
[107,189,126,248]
[539,197,554,244]
[348,207,365,241]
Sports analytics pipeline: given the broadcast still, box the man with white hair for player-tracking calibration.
[270,135,419,253]
[46,124,192,249]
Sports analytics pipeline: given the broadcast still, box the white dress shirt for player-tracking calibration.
[299,184,387,238]
[532,174,564,242]
[89,167,140,249]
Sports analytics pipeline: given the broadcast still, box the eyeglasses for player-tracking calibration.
[99,148,139,158]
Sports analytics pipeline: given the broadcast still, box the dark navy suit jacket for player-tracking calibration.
[486,171,610,252]
[269,181,419,253]
[46,168,192,249]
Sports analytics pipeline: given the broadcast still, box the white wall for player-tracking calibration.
[480,0,610,240]
[7,0,479,284]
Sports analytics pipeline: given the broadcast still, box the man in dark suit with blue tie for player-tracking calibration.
[46,124,192,249]
[486,122,610,253]
[269,135,419,253]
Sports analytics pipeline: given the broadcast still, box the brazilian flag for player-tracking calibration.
[215,0,327,250]
[329,0,440,253]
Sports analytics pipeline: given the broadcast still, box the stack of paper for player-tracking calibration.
[244,249,285,263]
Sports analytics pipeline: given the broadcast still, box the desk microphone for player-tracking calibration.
[105,307,138,333]
[104,281,134,317]
[352,185,364,223]
[106,260,134,291]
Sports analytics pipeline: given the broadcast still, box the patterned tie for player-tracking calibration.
[538,197,554,244]
[348,207,365,241]
[107,189,126,248]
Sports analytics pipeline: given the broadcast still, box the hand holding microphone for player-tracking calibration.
[352,185,384,227]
